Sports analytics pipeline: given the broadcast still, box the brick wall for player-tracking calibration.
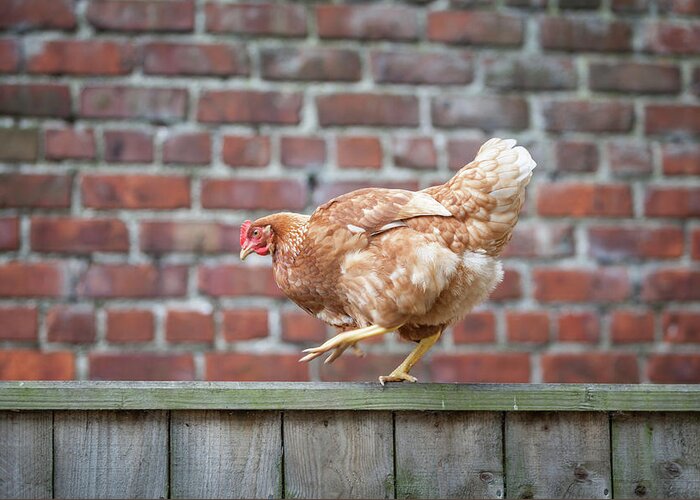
[0,0,699,383]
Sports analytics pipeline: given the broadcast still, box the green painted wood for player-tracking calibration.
[0,411,52,499]
[284,410,394,498]
[612,412,700,498]
[0,382,698,411]
[395,411,504,499]
[505,412,612,499]
[170,410,282,499]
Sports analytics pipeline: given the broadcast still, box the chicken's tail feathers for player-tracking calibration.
[474,137,537,190]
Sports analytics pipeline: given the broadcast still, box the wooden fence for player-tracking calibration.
[1,382,699,499]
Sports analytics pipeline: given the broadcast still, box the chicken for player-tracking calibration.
[239,138,536,383]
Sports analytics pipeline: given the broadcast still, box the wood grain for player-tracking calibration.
[0,411,52,499]
[612,412,700,498]
[284,410,394,498]
[505,412,612,499]
[170,410,282,499]
[395,411,504,499]
[53,410,168,499]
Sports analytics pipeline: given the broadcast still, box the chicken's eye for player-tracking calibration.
[252,229,260,238]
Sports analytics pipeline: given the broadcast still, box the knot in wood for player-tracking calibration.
[574,465,589,482]
[634,483,647,496]
[479,471,494,483]
[518,485,534,499]
[664,461,682,478]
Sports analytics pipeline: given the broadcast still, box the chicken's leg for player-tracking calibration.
[379,329,442,385]
[298,324,397,363]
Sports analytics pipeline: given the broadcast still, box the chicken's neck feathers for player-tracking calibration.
[253,212,310,265]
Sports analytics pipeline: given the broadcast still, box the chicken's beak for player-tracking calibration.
[240,246,254,260]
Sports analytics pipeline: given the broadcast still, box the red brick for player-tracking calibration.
[205,353,309,381]
[198,264,283,298]
[337,136,382,169]
[144,42,248,76]
[87,0,193,32]
[163,132,211,165]
[281,311,327,343]
[607,141,653,176]
[557,312,599,343]
[672,0,700,14]
[0,83,71,118]
[431,353,531,383]
[447,138,485,171]
[506,311,549,344]
[642,269,700,302]
[320,354,430,382]
[222,309,269,341]
[90,353,194,381]
[0,217,19,251]
[662,143,700,176]
[0,0,76,30]
[103,130,153,163]
[0,262,65,297]
[537,183,632,217]
[313,180,420,206]
[693,230,700,260]
[78,264,188,298]
[543,100,634,133]
[31,217,128,254]
[590,62,681,94]
[0,307,37,341]
[82,174,190,210]
[166,310,214,344]
[106,309,154,343]
[534,267,630,303]
[542,353,639,383]
[540,17,632,52]
[393,137,437,170]
[611,310,654,343]
[645,104,700,137]
[432,95,528,130]
[317,93,418,127]
[201,179,306,211]
[644,187,700,218]
[80,86,187,123]
[0,351,74,380]
[0,128,38,162]
[663,312,700,343]
[317,5,417,41]
[453,311,496,343]
[222,135,271,168]
[502,223,575,258]
[262,47,360,82]
[0,173,70,208]
[371,50,473,85]
[490,269,522,301]
[45,128,95,161]
[648,354,700,383]
[645,22,700,55]
[485,55,576,90]
[0,39,19,72]
[27,40,134,75]
[280,137,325,168]
[141,221,239,254]
[554,140,599,173]
[198,90,301,125]
[46,305,95,344]
[428,11,523,46]
[206,2,306,36]
[588,226,683,262]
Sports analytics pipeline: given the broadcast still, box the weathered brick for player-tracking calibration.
[506,311,550,344]
[201,179,306,210]
[140,221,239,254]
[672,0,700,14]
[485,55,576,91]
[537,183,633,217]
[198,264,283,298]
[0,128,38,162]
[222,135,271,168]
[0,0,76,31]
[45,128,95,161]
[90,353,194,380]
[31,217,129,254]
[540,17,632,52]
[262,47,360,82]
[27,40,135,75]
[103,130,153,163]
[371,50,473,85]
[222,309,269,341]
[198,90,301,125]
[281,137,325,168]
[432,95,528,130]
[588,226,683,262]
[648,354,700,383]
[644,187,700,218]
[81,174,190,210]
[431,353,531,383]
[0,217,19,251]
[78,264,188,298]
[205,353,309,381]
[645,22,700,55]
[590,62,681,94]
[611,0,650,12]
[393,137,437,170]
[554,140,599,173]
[428,11,523,46]
[642,269,700,302]
[144,42,248,76]
[87,0,194,32]
[490,269,522,301]
[0,350,74,380]
[317,5,417,41]
[663,311,700,343]
[166,310,214,344]
[0,39,19,72]
[611,310,655,343]
[543,100,634,133]
[502,223,575,258]
[645,104,700,137]
[46,305,95,344]
[0,173,71,208]
[0,83,71,118]
[542,353,639,383]
[0,307,37,341]
[453,311,496,344]
[337,136,382,169]
[447,138,485,170]
[0,262,65,297]
[163,132,211,165]
[281,311,327,343]
[557,312,599,343]
[206,2,306,36]
[607,141,653,176]
[106,309,154,343]
[80,86,187,123]
[662,143,700,176]
[534,267,630,303]
[317,93,418,127]
[693,230,700,260]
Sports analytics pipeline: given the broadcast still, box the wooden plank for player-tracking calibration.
[0,411,52,499]
[284,410,394,498]
[0,382,698,411]
[505,412,611,499]
[170,410,282,499]
[612,412,700,498]
[395,411,504,499]
[53,410,168,499]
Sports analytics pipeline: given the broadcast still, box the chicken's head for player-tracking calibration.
[239,220,273,260]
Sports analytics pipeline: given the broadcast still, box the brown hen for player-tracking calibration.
[240,138,536,383]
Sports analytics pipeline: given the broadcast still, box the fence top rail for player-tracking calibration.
[0,382,698,411]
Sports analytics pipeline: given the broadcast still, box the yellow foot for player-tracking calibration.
[298,324,394,364]
[379,371,417,385]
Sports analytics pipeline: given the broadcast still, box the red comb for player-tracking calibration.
[240,220,252,246]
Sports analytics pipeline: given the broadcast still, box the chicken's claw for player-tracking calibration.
[298,324,394,364]
[379,372,418,385]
